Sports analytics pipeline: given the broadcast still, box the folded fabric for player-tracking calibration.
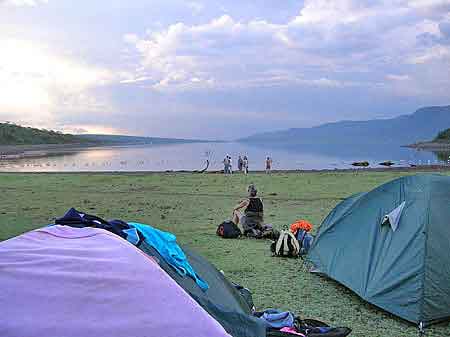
[258,309,294,329]
[128,222,209,291]
[123,228,140,245]
[55,208,108,227]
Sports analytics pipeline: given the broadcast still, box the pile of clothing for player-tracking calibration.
[243,222,279,240]
[56,208,209,290]
[256,309,351,337]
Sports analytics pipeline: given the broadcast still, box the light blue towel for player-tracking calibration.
[259,309,294,328]
[128,222,209,291]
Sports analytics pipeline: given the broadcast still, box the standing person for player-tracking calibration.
[223,155,230,174]
[238,155,243,172]
[228,156,233,174]
[243,155,249,175]
[265,156,273,174]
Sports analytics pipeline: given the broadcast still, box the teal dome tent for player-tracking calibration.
[308,174,450,327]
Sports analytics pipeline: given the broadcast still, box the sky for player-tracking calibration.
[0,0,449,139]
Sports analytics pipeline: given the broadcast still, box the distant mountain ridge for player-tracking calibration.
[78,134,217,145]
[239,106,450,145]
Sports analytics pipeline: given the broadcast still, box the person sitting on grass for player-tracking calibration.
[232,184,264,236]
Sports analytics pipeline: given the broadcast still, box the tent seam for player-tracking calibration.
[418,180,431,325]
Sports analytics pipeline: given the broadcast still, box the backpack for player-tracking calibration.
[232,282,255,311]
[216,220,241,239]
[271,230,300,257]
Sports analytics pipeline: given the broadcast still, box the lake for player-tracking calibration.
[0,142,447,172]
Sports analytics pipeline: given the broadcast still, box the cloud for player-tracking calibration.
[409,0,450,14]
[291,0,378,26]
[124,14,341,91]
[386,74,411,81]
[308,78,346,87]
[119,76,153,84]
[0,0,48,7]
[408,45,450,63]
[121,0,450,102]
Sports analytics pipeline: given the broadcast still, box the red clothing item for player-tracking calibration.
[290,220,313,235]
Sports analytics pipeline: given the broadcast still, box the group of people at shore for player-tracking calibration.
[223,155,273,174]
[223,155,248,174]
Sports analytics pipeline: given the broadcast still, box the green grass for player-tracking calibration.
[1,170,449,337]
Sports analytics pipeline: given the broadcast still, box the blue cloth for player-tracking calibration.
[123,228,140,245]
[259,309,294,329]
[296,229,314,254]
[128,222,209,291]
[316,327,331,333]
[302,234,313,252]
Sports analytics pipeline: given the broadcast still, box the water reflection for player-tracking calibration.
[0,142,445,172]
[433,151,450,162]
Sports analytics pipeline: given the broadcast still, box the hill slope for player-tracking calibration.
[0,124,217,147]
[240,106,450,145]
[78,134,214,145]
[0,123,89,145]
[434,128,450,142]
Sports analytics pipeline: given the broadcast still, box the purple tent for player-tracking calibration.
[0,225,232,337]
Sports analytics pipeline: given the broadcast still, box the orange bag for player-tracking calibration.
[290,220,313,235]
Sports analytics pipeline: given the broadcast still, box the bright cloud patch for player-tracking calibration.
[291,0,377,26]
[0,39,113,125]
[125,15,314,90]
[1,0,48,6]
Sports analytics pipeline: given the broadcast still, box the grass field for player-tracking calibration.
[1,170,449,337]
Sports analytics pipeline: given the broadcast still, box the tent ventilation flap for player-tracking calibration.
[381,201,406,232]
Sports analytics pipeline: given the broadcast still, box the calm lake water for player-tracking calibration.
[0,142,446,172]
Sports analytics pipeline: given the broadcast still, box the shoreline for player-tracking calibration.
[405,142,450,151]
[0,165,449,175]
